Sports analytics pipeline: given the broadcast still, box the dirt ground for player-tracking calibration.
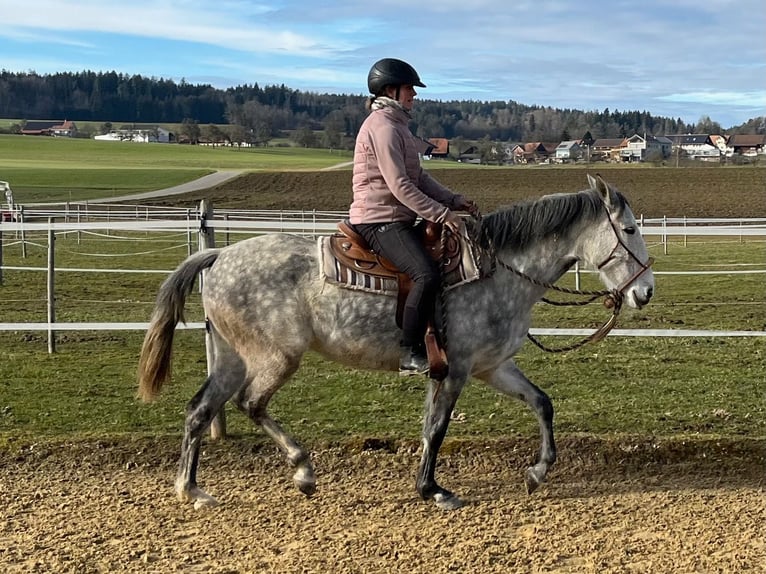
[145,167,766,219]
[1,436,763,573]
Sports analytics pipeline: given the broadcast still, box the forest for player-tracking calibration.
[1,70,763,148]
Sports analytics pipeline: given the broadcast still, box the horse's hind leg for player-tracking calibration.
[176,349,247,509]
[233,355,317,497]
[479,360,556,494]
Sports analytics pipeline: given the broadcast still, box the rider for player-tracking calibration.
[349,57,478,375]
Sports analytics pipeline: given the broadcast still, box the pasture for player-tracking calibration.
[0,134,353,203]
[0,160,764,572]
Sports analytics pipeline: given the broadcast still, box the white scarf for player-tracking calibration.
[370,96,409,116]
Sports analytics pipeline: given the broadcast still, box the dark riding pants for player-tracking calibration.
[355,221,440,350]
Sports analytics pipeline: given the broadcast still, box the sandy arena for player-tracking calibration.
[1,435,763,573]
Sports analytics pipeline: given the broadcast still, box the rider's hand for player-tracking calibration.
[453,197,479,215]
[444,211,464,234]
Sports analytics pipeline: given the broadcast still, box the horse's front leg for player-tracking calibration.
[479,360,556,494]
[417,375,467,510]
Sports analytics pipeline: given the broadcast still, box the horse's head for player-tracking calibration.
[582,174,654,309]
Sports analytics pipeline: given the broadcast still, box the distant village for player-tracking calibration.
[18,119,766,165]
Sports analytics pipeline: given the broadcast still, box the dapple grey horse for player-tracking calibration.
[138,174,654,510]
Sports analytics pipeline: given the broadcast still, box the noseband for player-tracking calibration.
[595,203,654,301]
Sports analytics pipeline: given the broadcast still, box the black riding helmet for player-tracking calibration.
[367,58,426,95]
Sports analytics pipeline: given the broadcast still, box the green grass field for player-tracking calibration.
[0,230,762,449]
[0,138,763,454]
[0,134,353,203]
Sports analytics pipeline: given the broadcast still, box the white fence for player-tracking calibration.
[1,205,765,342]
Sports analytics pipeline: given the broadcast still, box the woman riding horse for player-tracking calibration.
[349,57,478,375]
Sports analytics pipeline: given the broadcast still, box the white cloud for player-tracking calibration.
[658,91,766,108]
[0,0,353,56]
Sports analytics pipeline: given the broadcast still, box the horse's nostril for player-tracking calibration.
[646,287,654,299]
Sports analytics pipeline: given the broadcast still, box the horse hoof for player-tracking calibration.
[433,492,465,510]
[293,467,317,497]
[524,467,545,495]
[193,496,219,510]
[295,479,317,497]
[189,488,219,509]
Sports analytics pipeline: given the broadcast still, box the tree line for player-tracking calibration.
[1,70,763,150]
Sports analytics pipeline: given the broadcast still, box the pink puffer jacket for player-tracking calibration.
[349,103,464,225]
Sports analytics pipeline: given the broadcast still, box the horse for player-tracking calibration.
[137,173,654,510]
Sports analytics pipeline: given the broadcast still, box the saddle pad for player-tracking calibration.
[318,229,488,295]
[318,236,398,295]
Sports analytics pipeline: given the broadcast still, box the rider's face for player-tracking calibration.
[397,85,417,111]
[386,84,417,111]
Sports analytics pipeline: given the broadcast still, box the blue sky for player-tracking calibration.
[2,0,765,128]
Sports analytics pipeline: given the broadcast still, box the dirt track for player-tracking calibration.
[1,436,763,573]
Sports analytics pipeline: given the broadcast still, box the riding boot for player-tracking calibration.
[399,346,430,376]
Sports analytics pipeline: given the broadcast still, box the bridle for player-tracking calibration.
[483,202,654,353]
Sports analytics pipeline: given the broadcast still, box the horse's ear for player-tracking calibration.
[587,173,614,207]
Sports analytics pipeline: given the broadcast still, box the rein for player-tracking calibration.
[477,203,653,354]
[494,255,624,353]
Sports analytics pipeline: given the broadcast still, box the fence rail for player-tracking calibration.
[1,206,764,343]
[3,216,766,237]
[0,322,763,338]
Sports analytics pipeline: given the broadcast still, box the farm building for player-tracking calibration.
[457,145,482,163]
[20,120,77,137]
[425,138,450,158]
[726,134,766,158]
[94,126,174,143]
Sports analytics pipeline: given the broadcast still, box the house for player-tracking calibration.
[590,138,626,162]
[519,142,552,163]
[94,126,174,143]
[509,144,526,163]
[620,134,672,162]
[20,120,78,137]
[457,145,482,164]
[709,135,729,155]
[490,143,516,164]
[726,134,766,157]
[425,138,450,158]
[664,134,721,161]
[554,140,582,162]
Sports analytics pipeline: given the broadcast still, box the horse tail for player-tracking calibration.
[137,249,221,402]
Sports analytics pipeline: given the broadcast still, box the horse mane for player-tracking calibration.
[479,187,628,251]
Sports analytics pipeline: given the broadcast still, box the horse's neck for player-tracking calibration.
[497,241,573,287]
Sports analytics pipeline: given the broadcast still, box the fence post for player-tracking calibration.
[186,209,193,257]
[0,229,3,285]
[198,200,227,440]
[663,215,668,256]
[574,260,581,290]
[47,218,56,354]
[20,206,27,258]
[683,215,687,247]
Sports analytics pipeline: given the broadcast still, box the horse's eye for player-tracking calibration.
[624,227,636,235]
